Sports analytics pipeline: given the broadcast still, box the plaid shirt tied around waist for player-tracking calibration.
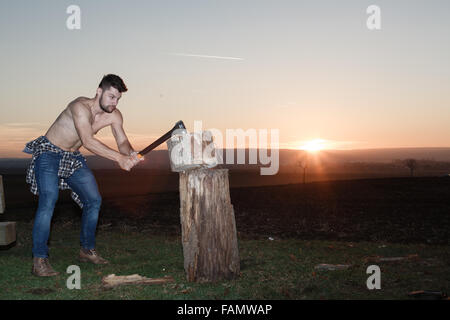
[23,136,85,208]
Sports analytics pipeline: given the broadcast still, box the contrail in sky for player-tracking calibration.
[169,53,244,60]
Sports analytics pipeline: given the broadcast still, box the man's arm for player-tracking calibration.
[71,103,140,171]
[71,103,124,162]
[70,103,132,165]
[110,109,135,156]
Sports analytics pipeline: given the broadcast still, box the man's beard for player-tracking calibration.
[99,93,115,113]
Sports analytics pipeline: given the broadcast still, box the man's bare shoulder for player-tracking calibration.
[68,97,91,115]
[110,108,124,124]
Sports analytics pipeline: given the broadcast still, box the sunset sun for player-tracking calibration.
[300,139,326,152]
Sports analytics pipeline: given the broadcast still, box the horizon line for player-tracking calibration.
[3,145,450,160]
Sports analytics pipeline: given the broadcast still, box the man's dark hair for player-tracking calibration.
[98,74,128,93]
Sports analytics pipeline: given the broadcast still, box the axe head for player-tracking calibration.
[174,120,186,130]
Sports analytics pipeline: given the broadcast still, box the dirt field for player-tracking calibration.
[2,173,449,245]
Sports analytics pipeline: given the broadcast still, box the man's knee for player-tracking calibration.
[38,189,59,210]
[84,194,102,209]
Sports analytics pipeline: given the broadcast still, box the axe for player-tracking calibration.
[137,120,186,159]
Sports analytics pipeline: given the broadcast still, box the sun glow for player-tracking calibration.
[299,139,326,152]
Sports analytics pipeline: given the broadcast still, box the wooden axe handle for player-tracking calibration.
[137,120,186,158]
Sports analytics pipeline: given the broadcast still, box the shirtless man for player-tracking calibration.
[23,74,143,276]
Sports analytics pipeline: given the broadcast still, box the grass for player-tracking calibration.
[1,221,449,300]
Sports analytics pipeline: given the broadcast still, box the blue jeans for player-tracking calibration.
[32,151,102,258]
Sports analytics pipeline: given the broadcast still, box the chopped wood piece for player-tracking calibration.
[0,222,16,246]
[167,130,218,172]
[0,175,5,213]
[102,274,174,288]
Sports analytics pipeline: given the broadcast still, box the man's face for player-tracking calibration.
[99,87,122,113]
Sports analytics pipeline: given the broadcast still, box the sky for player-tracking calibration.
[1,0,449,157]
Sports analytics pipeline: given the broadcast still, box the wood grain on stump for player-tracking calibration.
[179,169,240,282]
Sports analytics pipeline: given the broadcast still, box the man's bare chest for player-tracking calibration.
[91,114,112,135]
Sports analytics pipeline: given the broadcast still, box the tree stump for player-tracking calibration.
[179,169,240,282]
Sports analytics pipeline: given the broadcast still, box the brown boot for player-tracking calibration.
[31,257,60,277]
[79,248,109,265]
